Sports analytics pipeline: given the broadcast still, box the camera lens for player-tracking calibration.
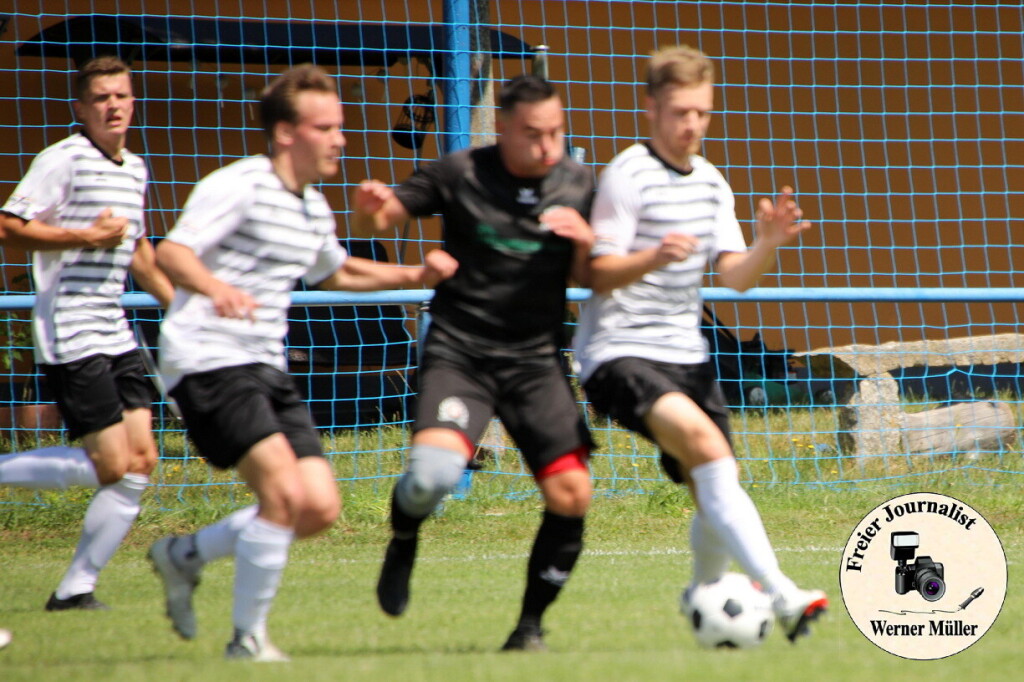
[916,569,945,601]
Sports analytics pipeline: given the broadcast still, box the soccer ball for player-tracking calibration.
[681,572,774,649]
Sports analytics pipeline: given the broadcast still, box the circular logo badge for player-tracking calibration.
[839,492,1006,660]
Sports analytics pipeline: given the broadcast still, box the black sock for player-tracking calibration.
[390,488,426,540]
[517,510,585,630]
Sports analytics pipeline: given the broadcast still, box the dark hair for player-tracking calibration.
[498,74,558,114]
[646,45,715,98]
[259,64,338,141]
[74,56,131,101]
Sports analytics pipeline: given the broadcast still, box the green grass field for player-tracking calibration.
[1,479,1020,681]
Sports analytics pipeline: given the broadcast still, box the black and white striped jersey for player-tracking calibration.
[159,155,347,391]
[573,144,748,382]
[2,132,146,365]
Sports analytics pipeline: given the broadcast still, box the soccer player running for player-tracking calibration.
[0,56,173,611]
[572,45,827,642]
[351,75,595,652]
[146,64,456,662]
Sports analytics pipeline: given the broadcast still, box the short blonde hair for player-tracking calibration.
[646,45,715,97]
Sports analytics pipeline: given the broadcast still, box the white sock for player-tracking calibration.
[689,511,730,585]
[689,458,796,598]
[0,446,98,489]
[232,517,293,637]
[181,505,259,567]
[55,473,148,599]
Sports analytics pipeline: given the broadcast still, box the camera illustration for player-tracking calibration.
[891,531,946,601]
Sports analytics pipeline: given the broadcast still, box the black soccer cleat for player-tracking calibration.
[501,625,547,652]
[376,536,416,617]
[45,591,110,612]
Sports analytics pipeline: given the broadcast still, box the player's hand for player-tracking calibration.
[755,186,812,246]
[82,208,129,248]
[352,180,394,216]
[654,232,700,265]
[539,206,594,250]
[420,249,459,288]
[208,280,257,320]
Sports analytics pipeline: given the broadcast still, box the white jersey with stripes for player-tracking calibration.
[573,144,748,383]
[2,132,146,365]
[159,155,347,391]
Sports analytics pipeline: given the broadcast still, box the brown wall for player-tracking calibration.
[2,1,1022,353]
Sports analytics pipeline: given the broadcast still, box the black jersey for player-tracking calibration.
[396,145,593,356]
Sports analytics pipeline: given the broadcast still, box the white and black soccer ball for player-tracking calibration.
[681,572,774,649]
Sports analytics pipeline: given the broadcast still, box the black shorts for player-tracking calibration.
[41,350,155,440]
[414,343,592,474]
[583,357,732,483]
[169,363,323,470]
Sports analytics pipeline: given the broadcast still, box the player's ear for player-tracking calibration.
[643,95,656,122]
[272,120,295,148]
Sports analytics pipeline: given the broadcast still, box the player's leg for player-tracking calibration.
[499,361,592,651]
[377,352,488,617]
[377,427,473,616]
[48,408,155,611]
[224,433,301,661]
[644,373,827,641]
[38,354,154,611]
[149,365,300,656]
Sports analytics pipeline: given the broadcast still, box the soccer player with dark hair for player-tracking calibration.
[573,45,827,642]
[0,55,173,611]
[146,64,456,661]
[352,74,595,652]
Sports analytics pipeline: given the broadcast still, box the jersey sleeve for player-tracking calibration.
[304,237,348,286]
[589,161,642,257]
[709,171,748,259]
[393,159,448,217]
[1,146,72,223]
[165,169,253,256]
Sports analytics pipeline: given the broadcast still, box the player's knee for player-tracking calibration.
[295,498,339,538]
[129,444,158,476]
[538,452,592,516]
[395,444,467,517]
[92,456,130,485]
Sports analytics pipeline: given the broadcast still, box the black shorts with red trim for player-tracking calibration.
[414,341,592,475]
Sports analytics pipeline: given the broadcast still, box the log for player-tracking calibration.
[900,401,1017,456]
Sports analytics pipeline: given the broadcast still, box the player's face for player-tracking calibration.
[289,90,346,183]
[73,72,135,150]
[497,96,565,178]
[645,80,714,169]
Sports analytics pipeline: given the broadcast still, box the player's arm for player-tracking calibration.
[539,207,595,287]
[129,237,175,308]
[0,209,128,250]
[155,240,256,320]
[715,186,811,293]
[589,234,700,295]
[318,248,458,292]
[348,180,412,237]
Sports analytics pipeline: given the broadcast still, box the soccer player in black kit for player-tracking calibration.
[352,75,595,651]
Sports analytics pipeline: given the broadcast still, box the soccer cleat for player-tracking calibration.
[376,536,416,617]
[148,536,201,640]
[501,625,547,652]
[45,591,110,611]
[773,588,828,643]
[0,627,12,650]
[225,630,290,662]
